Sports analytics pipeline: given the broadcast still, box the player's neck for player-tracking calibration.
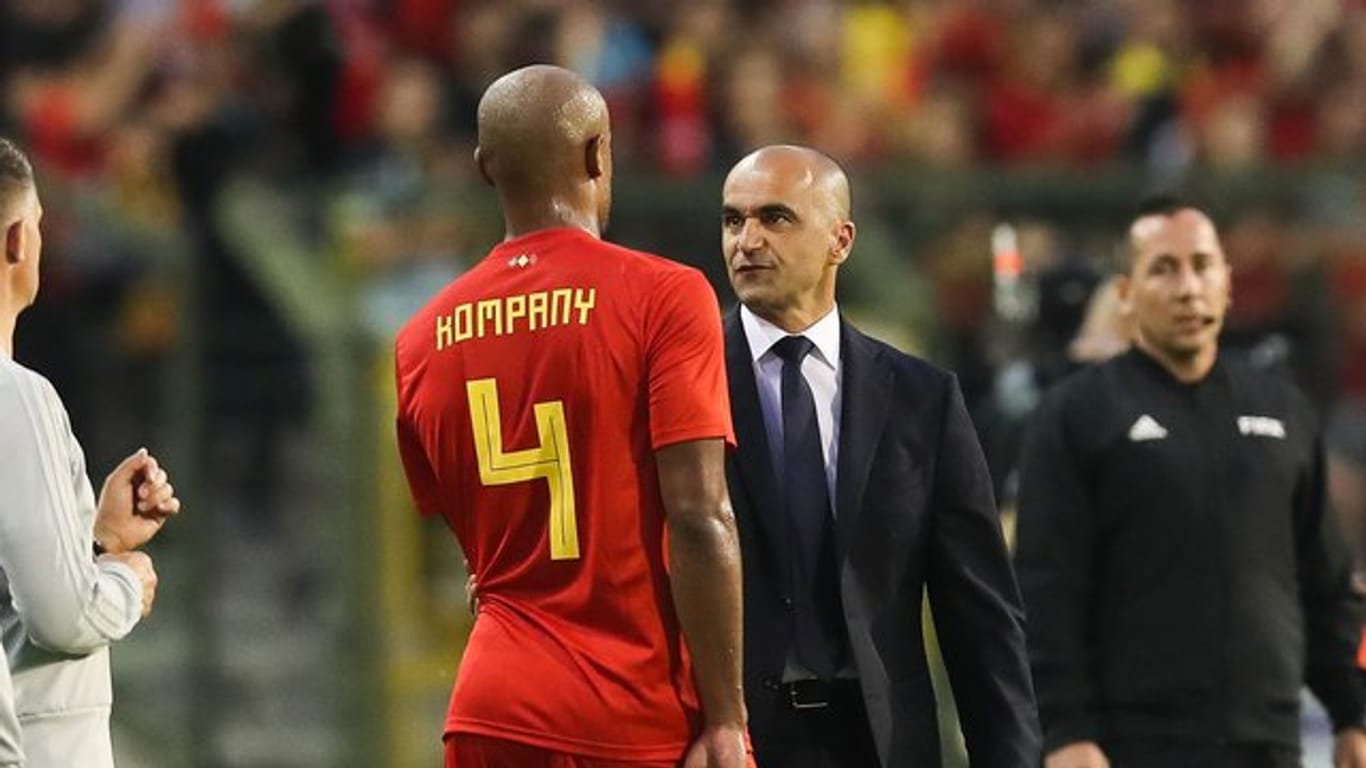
[1135,336,1217,384]
[501,193,600,241]
[0,290,14,358]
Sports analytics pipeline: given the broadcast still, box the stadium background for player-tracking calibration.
[2,0,1366,765]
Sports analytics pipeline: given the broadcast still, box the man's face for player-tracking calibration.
[720,157,844,324]
[1119,209,1230,365]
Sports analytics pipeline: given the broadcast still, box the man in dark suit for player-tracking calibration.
[719,145,1040,767]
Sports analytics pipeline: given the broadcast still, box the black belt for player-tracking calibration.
[777,678,860,711]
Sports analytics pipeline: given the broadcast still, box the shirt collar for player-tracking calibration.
[740,304,841,371]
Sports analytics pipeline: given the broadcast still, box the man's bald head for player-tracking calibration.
[476,65,609,196]
[726,145,851,223]
[720,145,856,331]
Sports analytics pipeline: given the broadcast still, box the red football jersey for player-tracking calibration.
[394,227,734,761]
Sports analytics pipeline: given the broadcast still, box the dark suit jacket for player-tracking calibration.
[725,310,1041,767]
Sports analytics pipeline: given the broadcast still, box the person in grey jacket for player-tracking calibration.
[0,137,180,767]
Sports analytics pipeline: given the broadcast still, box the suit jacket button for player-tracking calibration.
[782,596,793,610]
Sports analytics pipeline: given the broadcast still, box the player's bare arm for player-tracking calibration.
[657,439,748,767]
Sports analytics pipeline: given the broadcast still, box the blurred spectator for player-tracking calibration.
[1066,275,1132,364]
[897,84,978,168]
[652,3,726,176]
[718,45,790,157]
[1219,207,1337,406]
[982,9,1080,164]
[335,55,468,338]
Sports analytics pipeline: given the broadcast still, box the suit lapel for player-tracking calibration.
[724,311,787,551]
[835,320,893,551]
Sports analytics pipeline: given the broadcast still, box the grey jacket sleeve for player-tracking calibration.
[0,366,142,655]
[0,648,22,767]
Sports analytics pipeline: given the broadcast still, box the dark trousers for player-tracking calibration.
[752,679,879,768]
[1103,737,1300,768]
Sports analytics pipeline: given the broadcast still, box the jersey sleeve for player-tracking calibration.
[0,370,143,654]
[643,268,734,451]
[394,342,443,518]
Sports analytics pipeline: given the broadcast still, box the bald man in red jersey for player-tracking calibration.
[394,65,751,768]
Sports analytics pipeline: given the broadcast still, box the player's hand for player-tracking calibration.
[681,724,748,768]
[100,551,158,617]
[95,449,181,554]
[1045,741,1110,768]
[1335,727,1366,768]
[463,558,481,616]
[465,572,479,616]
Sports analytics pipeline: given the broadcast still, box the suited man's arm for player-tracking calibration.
[925,375,1042,765]
[1014,388,1100,756]
[1295,427,1366,734]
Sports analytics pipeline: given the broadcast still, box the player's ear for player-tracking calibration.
[474,146,494,188]
[4,219,22,265]
[585,133,606,180]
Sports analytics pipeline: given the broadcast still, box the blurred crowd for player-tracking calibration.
[9,0,1366,179]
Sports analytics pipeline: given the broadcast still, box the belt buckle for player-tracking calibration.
[788,681,830,710]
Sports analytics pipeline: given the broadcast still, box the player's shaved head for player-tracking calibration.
[726,145,851,223]
[476,65,609,196]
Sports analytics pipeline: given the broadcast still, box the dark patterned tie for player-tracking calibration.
[773,336,847,678]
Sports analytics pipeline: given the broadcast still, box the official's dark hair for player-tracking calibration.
[1135,193,1193,220]
[1113,193,1208,273]
[0,138,34,209]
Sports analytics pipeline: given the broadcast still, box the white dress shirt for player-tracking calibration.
[740,305,842,512]
[742,305,855,681]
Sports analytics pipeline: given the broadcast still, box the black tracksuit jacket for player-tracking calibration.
[1016,347,1365,753]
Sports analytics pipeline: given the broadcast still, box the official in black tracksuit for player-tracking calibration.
[1016,198,1366,768]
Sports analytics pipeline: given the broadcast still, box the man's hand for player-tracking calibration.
[1046,741,1110,768]
[681,724,749,768]
[99,551,158,617]
[95,448,181,554]
[1335,727,1366,768]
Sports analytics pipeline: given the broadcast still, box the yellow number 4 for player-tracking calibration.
[466,378,579,560]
